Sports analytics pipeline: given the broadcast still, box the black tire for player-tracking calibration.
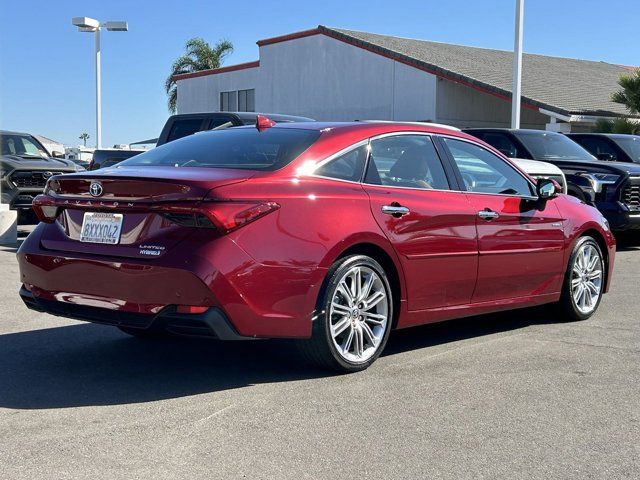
[297,255,394,373]
[117,326,169,339]
[556,236,605,321]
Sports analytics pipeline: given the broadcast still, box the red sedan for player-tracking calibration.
[18,120,615,372]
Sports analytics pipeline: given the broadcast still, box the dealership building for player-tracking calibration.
[174,26,637,132]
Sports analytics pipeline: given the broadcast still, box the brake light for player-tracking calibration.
[32,195,60,223]
[160,201,280,233]
[256,115,276,131]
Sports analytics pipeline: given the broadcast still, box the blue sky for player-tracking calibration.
[1,0,638,147]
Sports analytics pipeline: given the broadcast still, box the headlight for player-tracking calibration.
[578,173,620,193]
[74,163,86,172]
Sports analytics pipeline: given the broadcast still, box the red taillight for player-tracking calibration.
[32,195,60,223]
[203,202,280,232]
[159,201,280,233]
[176,305,209,314]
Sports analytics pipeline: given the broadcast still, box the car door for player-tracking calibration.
[441,136,565,303]
[362,133,478,312]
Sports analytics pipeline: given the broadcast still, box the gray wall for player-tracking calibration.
[257,34,437,121]
[177,67,259,114]
[435,78,548,129]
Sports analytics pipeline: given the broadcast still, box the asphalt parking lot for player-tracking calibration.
[0,227,638,479]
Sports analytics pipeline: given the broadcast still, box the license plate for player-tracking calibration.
[80,212,123,244]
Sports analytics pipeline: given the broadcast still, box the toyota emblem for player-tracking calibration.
[89,182,103,197]
[42,171,53,179]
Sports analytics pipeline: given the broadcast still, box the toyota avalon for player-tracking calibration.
[18,119,615,372]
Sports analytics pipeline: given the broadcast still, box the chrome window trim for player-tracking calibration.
[361,132,456,192]
[439,133,539,199]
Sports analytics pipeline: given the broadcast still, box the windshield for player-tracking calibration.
[615,136,640,162]
[0,134,49,158]
[514,131,595,161]
[122,127,320,171]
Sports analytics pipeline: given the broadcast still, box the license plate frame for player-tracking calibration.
[80,212,124,245]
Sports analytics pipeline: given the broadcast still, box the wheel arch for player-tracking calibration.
[577,228,610,290]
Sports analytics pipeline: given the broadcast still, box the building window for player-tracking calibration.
[238,89,255,112]
[220,91,237,112]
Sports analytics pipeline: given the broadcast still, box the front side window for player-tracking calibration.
[122,127,320,171]
[315,144,368,182]
[513,131,595,161]
[476,132,523,158]
[364,135,450,190]
[577,137,618,161]
[615,136,640,162]
[443,138,534,196]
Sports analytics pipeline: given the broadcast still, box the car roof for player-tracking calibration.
[271,121,471,137]
[464,128,561,135]
[566,133,640,139]
[0,130,32,136]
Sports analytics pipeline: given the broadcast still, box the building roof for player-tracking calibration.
[176,25,638,119]
[318,26,636,118]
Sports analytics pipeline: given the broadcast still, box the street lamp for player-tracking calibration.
[72,17,128,149]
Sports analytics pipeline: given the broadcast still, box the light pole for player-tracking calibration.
[511,0,524,129]
[72,17,128,149]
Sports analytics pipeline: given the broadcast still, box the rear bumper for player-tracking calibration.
[17,223,321,338]
[20,286,251,340]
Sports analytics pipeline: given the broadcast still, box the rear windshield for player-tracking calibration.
[121,127,320,171]
[513,131,595,161]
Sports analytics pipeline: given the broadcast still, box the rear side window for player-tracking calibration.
[166,118,204,143]
[443,138,533,196]
[315,145,368,182]
[365,135,450,190]
[122,128,320,171]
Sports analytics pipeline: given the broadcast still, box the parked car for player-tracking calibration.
[20,120,615,372]
[0,130,81,212]
[510,158,567,194]
[157,111,314,146]
[464,128,640,232]
[88,149,145,171]
[566,133,640,164]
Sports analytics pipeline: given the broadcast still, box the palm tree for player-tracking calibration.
[597,69,640,134]
[79,132,90,146]
[165,37,234,113]
[612,68,640,115]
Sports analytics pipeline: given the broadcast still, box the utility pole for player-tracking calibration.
[511,0,524,129]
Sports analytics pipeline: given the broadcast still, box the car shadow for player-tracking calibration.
[0,305,555,410]
[615,233,640,252]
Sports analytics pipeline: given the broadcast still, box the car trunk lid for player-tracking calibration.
[39,166,255,258]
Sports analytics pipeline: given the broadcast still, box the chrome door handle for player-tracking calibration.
[382,204,410,217]
[478,209,500,220]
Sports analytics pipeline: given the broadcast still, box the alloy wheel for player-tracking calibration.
[329,265,390,363]
[571,242,603,315]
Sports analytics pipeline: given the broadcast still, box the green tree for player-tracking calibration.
[594,117,638,135]
[165,37,234,113]
[612,68,640,115]
[79,132,90,146]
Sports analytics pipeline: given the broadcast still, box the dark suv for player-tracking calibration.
[88,149,145,171]
[157,111,314,146]
[566,133,640,164]
[464,128,640,232]
[1,130,80,211]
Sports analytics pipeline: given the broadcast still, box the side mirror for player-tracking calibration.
[596,152,615,161]
[536,178,558,199]
[51,151,65,159]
